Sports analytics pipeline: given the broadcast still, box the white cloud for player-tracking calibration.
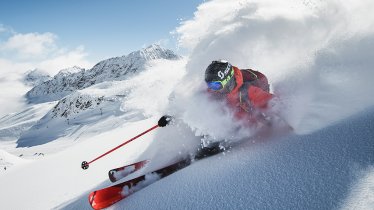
[0,30,93,71]
[38,46,93,75]
[0,49,94,117]
[1,32,57,59]
[0,30,94,75]
[0,30,94,117]
[0,58,32,117]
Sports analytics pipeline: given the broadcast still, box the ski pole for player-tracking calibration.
[81,115,173,170]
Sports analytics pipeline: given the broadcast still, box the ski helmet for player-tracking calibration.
[205,60,236,92]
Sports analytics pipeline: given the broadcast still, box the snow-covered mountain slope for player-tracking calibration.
[0,115,198,210]
[0,117,156,209]
[14,58,186,152]
[64,106,374,210]
[26,44,181,103]
[1,105,371,210]
[16,92,120,148]
[0,149,29,174]
[0,102,56,142]
[122,107,372,210]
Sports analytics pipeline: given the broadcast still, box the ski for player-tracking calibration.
[88,142,230,210]
[108,160,149,182]
[89,159,191,210]
[88,142,231,209]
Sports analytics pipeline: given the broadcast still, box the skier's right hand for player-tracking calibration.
[158,115,173,127]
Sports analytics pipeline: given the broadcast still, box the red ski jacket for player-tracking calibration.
[226,66,273,121]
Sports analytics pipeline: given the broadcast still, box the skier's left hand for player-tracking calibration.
[158,115,173,127]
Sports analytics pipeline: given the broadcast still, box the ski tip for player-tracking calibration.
[88,191,101,210]
[81,161,89,170]
[108,170,116,183]
[88,191,95,206]
[108,159,150,182]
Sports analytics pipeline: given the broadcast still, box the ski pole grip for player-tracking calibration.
[158,115,173,127]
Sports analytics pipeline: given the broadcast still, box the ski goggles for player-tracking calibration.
[207,68,234,91]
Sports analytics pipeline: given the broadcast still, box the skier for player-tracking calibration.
[194,60,275,158]
[204,59,273,125]
[158,60,273,128]
[159,60,275,158]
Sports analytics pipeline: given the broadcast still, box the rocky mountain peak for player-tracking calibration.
[26,45,181,103]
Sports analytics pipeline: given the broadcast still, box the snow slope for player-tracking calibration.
[0,57,195,207]
[1,106,372,210]
[0,149,29,174]
[0,102,56,142]
[107,107,374,210]
[0,0,374,210]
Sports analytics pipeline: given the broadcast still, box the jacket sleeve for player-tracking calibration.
[248,85,273,109]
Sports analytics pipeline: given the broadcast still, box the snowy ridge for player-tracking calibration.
[26,66,86,103]
[26,44,181,103]
[51,93,105,118]
[87,44,180,83]
[16,92,122,148]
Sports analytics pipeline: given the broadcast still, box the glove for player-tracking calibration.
[158,115,173,127]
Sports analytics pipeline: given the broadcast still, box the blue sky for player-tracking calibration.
[0,0,203,63]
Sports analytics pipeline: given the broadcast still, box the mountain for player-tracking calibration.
[14,56,186,148]
[23,69,52,86]
[26,44,181,103]
[16,91,123,148]
[50,93,105,119]
[25,66,86,103]
[0,44,184,149]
